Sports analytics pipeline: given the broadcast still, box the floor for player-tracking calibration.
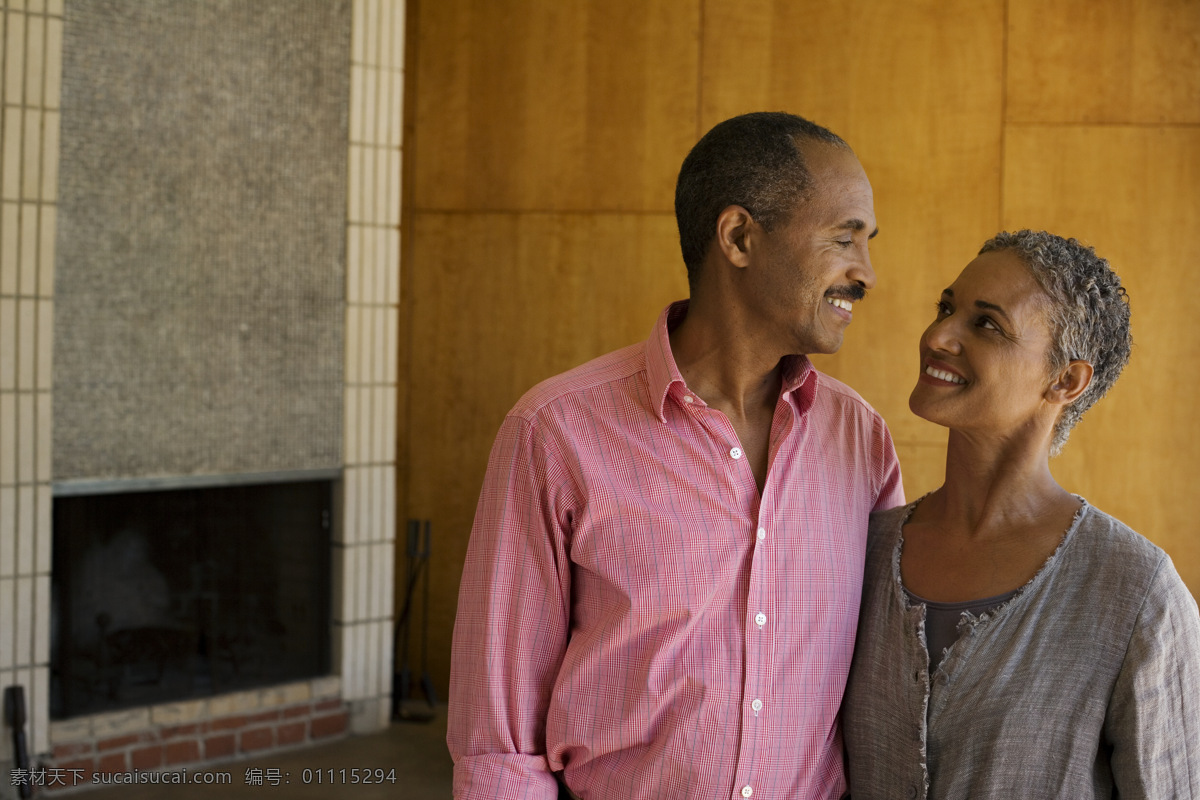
[79,706,453,799]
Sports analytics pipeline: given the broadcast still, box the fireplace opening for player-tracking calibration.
[50,479,333,720]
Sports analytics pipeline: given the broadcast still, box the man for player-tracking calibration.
[448,112,905,800]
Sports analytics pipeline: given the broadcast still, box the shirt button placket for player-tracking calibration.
[741,505,771,800]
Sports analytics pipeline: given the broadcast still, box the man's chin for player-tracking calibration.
[805,334,845,357]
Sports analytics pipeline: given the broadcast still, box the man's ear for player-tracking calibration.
[714,205,755,268]
[1046,360,1093,406]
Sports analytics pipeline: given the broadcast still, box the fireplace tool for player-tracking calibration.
[4,685,33,799]
[393,519,438,722]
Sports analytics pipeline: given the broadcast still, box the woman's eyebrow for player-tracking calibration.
[942,289,1011,323]
[974,299,1012,323]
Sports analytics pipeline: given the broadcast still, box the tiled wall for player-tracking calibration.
[0,0,63,761]
[337,0,404,733]
[0,0,406,776]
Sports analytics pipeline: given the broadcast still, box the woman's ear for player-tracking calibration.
[1046,360,1094,406]
[714,205,755,268]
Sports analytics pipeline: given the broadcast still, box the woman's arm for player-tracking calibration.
[1105,556,1200,798]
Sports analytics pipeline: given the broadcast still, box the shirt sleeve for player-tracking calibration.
[1105,556,1200,799]
[871,414,905,512]
[447,414,575,800]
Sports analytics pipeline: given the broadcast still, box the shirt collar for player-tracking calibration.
[645,300,819,422]
[645,301,690,422]
[781,354,818,414]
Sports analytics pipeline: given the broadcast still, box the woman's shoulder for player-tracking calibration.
[1076,504,1200,694]
[1069,502,1169,574]
[865,501,914,562]
[1058,501,1192,612]
[869,500,915,532]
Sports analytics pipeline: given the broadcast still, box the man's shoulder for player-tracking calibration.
[812,368,884,422]
[510,342,646,421]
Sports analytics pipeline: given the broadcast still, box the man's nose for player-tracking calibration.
[851,245,876,291]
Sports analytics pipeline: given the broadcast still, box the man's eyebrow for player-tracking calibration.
[839,219,879,239]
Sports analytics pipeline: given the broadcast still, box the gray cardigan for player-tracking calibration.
[844,500,1200,799]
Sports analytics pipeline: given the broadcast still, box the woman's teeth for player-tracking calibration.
[826,297,852,312]
[925,366,966,385]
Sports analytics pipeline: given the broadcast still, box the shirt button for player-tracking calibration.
[754,612,767,627]
[741,787,753,798]
[751,698,763,712]
[908,786,918,798]
[756,527,766,541]
[683,395,694,403]
[730,447,743,459]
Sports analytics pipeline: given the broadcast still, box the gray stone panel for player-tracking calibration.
[54,0,350,481]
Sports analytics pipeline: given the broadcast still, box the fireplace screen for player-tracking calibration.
[51,480,332,719]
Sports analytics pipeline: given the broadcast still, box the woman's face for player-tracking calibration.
[909,249,1059,439]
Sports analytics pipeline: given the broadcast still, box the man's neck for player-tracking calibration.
[668,295,792,494]
[668,294,791,416]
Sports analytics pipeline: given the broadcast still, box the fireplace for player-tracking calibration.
[50,479,333,720]
[0,0,402,772]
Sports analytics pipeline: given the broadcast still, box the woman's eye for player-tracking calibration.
[837,239,853,248]
[978,317,998,331]
[935,301,951,317]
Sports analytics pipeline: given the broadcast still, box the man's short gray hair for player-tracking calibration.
[675,112,848,284]
[979,230,1132,456]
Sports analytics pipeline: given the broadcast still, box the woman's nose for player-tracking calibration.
[922,315,961,355]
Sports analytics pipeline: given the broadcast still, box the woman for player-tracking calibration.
[844,230,1200,798]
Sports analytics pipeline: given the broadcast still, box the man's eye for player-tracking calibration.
[935,301,951,316]
[979,317,999,331]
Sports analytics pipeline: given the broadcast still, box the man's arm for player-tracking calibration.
[447,414,574,800]
[872,414,905,512]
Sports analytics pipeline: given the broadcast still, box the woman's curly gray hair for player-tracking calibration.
[979,230,1132,456]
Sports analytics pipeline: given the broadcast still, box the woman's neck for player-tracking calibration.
[931,428,1075,539]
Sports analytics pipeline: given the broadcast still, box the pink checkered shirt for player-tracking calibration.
[449,301,904,800]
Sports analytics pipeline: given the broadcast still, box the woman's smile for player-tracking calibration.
[921,359,967,386]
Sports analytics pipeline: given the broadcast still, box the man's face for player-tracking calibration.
[743,142,877,355]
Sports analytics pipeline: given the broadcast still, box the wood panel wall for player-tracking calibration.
[400,0,1200,693]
